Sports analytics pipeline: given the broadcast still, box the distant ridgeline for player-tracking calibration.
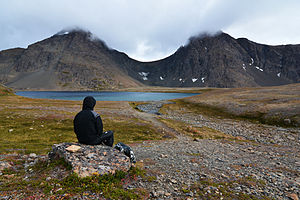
[0,29,299,90]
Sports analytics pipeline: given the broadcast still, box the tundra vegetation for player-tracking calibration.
[0,83,299,199]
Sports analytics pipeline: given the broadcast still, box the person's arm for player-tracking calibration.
[96,115,103,136]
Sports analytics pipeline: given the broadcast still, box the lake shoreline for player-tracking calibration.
[15,91,200,102]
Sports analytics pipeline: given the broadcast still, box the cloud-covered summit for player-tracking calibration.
[0,0,300,61]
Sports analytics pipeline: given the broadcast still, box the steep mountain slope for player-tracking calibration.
[0,30,142,90]
[0,30,299,90]
[122,33,299,87]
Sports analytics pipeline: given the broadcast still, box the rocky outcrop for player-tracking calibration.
[48,143,131,178]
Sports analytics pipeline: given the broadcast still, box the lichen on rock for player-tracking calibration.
[48,143,131,178]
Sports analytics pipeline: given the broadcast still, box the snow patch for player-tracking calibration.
[249,58,254,66]
[138,72,149,81]
[138,72,149,77]
[201,77,205,83]
[57,31,70,35]
[242,64,246,71]
[192,78,198,83]
[277,72,281,77]
[255,66,263,72]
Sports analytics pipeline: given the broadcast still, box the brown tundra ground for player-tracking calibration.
[0,83,299,199]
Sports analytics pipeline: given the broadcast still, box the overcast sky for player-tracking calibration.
[1,0,300,61]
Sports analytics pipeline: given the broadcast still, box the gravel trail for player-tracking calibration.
[131,101,300,199]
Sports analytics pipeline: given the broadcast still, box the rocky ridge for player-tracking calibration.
[0,29,299,90]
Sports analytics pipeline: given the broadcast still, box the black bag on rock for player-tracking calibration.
[114,142,136,163]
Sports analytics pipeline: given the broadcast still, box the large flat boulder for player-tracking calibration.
[48,143,131,178]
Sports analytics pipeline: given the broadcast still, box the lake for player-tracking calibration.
[15,91,200,101]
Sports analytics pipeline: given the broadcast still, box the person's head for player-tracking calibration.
[82,96,96,110]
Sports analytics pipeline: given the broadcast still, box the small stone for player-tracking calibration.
[165,192,171,196]
[186,192,193,197]
[29,153,37,158]
[160,154,168,158]
[87,153,96,159]
[170,179,177,184]
[151,191,158,197]
[79,170,90,178]
[287,136,295,141]
[0,162,12,171]
[287,193,299,200]
[3,174,15,178]
[65,145,81,152]
[157,190,165,196]
[295,177,300,186]
[284,119,291,124]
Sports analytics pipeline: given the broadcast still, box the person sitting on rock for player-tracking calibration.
[74,96,114,147]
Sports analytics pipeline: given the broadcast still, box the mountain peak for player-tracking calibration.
[0,30,299,90]
[55,28,91,36]
[187,31,235,43]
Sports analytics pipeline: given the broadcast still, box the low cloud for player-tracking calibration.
[0,0,300,61]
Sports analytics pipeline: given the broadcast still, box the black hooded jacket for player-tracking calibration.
[73,96,103,145]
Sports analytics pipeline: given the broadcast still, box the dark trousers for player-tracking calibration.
[99,130,114,147]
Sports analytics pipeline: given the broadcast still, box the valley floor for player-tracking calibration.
[0,84,299,199]
[131,102,300,199]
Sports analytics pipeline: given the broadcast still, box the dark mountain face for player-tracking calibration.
[0,30,299,90]
[0,30,142,90]
[123,32,299,88]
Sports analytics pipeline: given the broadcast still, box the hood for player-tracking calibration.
[82,96,96,110]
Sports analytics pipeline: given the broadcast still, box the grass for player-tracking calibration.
[162,99,262,122]
[0,110,76,154]
[104,117,165,143]
[0,92,162,198]
[0,94,165,154]
[128,102,147,111]
[163,98,300,127]
[159,118,238,140]
[0,157,149,199]
[0,84,14,96]
[173,84,300,127]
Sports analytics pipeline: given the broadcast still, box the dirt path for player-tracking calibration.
[129,102,300,199]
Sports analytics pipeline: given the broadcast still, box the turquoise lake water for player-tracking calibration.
[16,91,199,101]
